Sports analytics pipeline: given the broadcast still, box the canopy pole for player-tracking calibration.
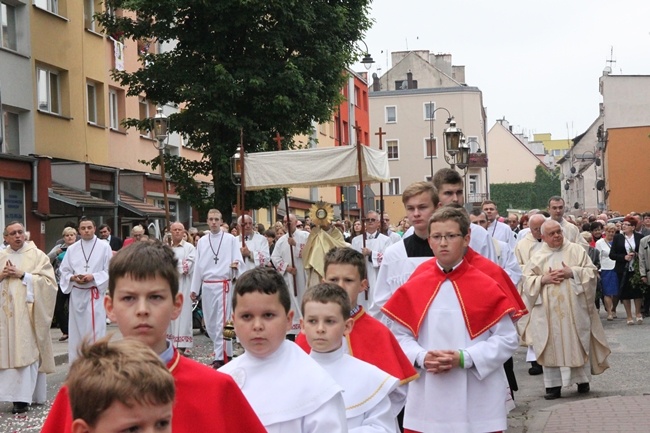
[241,128,246,249]
[275,132,297,297]
[355,123,368,301]
[375,127,386,235]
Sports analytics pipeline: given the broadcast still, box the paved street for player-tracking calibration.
[2,307,650,432]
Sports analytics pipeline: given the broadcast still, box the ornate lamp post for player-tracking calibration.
[427,105,461,181]
[357,40,375,70]
[153,106,170,231]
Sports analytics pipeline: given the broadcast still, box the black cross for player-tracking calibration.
[214,256,219,264]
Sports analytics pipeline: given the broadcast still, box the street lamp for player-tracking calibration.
[569,149,602,213]
[153,106,170,232]
[357,40,375,70]
[427,105,459,181]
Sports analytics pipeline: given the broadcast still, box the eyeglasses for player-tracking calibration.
[622,223,632,226]
[429,233,464,243]
[367,218,377,223]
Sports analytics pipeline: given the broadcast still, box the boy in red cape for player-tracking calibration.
[41,242,266,433]
[382,207,520,433]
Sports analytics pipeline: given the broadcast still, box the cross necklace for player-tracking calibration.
[80,238,98,272]
[208,232,225,264]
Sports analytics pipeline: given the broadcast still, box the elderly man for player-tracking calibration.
[237,214,270,272]
[0,222,57,414]
[351,210,392,310]
[514,213,546,375]
[167,222,196,352]
[522,219,610,400]
[98,224,123,251]
[271,213,309,338]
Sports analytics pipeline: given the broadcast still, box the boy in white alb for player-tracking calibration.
[219,267,347,432]
[301,283,399,433]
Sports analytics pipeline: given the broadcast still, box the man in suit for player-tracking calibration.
[98,224,123,251]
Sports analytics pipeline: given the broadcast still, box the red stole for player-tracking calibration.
[382,259,517,339]
[295,307,419,384]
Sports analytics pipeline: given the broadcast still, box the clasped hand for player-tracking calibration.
[423,350,460,374]
[1,260,24,281]
[541,262,573,285]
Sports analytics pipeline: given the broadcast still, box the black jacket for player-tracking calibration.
[610,232,643,274]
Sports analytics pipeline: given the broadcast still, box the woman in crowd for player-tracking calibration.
[610,216,644,325]
[518,214,530,231]
[47,226,78,341]
[596,223,619,320]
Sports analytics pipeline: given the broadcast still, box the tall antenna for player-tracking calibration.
[606,46,616,71]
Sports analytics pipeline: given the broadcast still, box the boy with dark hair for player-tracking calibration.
[42,241,266,433]
[296,247,417,421]
[220,267,347,432]
[301,283,400,432]
[383,207,521,433]
[68,337,174,433]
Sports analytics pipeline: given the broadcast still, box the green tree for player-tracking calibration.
[98,0,372,223]
[490,165,560,211]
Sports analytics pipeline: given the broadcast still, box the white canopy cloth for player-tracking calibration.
[244,145,390,190]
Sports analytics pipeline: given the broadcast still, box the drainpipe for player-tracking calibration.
[114,168,120,235]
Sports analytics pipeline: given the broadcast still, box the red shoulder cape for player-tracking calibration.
[40,349,266,433]
[410,248,527,321]
[295,307,418,384]
[382,259,518,339]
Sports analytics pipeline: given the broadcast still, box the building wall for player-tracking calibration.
[534,133,570,160]
[604,126,650,213]
[601,75,650,129]
[487,122,543,184]
[1,0,35,155]
[369,87,486,197]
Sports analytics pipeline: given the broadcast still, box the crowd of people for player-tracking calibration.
[3,166,650,432]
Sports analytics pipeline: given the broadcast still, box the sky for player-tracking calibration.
[353,0,650,140]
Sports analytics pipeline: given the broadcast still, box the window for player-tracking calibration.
[1,2,17,51]
[469,175,478,194]
[37,67,60,114]
[424,102,435,120]
[385,106,396,123]
[2,110,19,154]
[86,82,97,124]
[108,89,119,129]
[84,0,95,30]
[354,86,360,107]
[139,97,150,137]
[386,140,399,160]
[387,178,401,195]
[34,0,58,14]
[425,137,437,158]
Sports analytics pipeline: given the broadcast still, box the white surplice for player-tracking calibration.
[514,232,544,357]
[167,240,196,349]
[59,236,112,363]
[310,345,399,433]
[368,240,429,323]
[270,230,309,334]
[486,220,517,250]
[190,231,242,361]
[219,340,347,433]
[351,232,392,311]
[391,279,518,433]
[238,232,270,273]
[492,238,522,286]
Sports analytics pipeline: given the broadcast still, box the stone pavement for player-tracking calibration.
[49,311,650,433]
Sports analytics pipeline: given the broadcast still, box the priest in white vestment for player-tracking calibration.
[271,214,309,335]
[351,211,392,311]
[522,219,610,400]
[167,222,196,350]
[0,222,57,414]
[190,210,242,368]
[483,200,517,250]
[237,215,270,273]
[547,196,590,250]
[59,218,112,363]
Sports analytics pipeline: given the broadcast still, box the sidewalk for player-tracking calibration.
[53,328,649,433]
